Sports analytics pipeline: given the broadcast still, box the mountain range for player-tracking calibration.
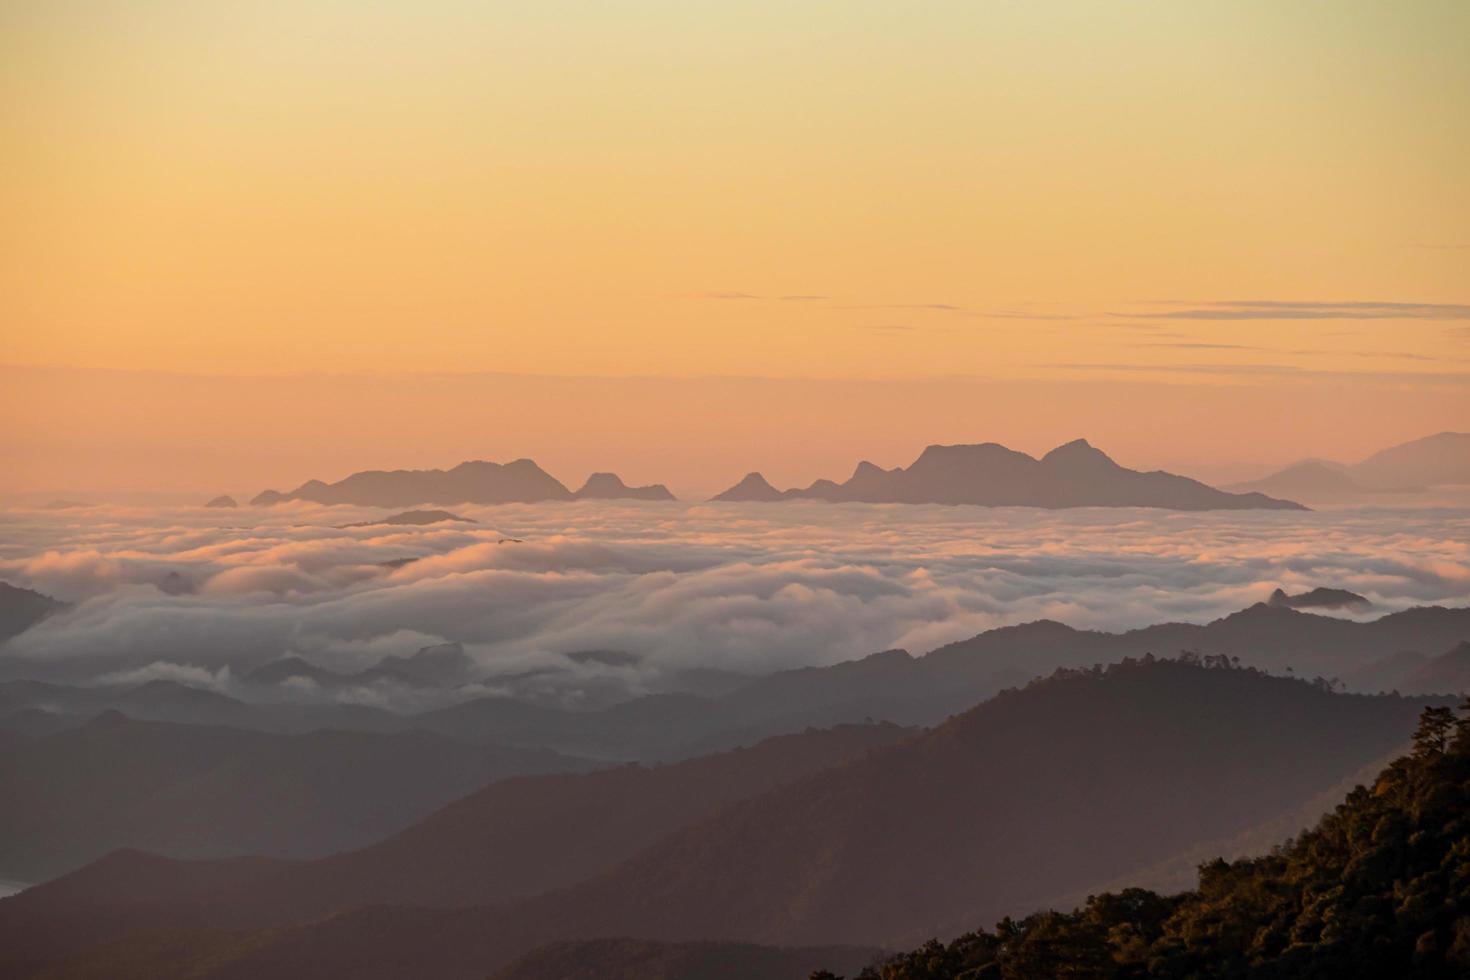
[67,723,909,926]
[3,599,1467,761]
[710,439,1304,509]
[0,659,1433,979]
[395,601,1470,757]
[241,439,1308,510]
[239,431,1468,510]
[249,461,674,506]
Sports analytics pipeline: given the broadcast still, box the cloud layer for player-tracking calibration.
[2,500,1467,701]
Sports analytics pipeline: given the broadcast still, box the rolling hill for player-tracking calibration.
[0,658,1434,979]
[0,712,589,884]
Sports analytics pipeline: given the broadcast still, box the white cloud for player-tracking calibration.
[1,500,1466,694]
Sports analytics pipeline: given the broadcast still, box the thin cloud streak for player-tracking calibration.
[1117,300,1470,321]
[1134,343,1441,361]
[1055,363,1470,385]
[833,303,963,312]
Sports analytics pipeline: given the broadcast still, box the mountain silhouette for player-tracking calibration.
[479,662,1427,956]
[1351,431,1470,489]
[251,459,575,507]
[711,472,787,502]
[0,660,1429,978]
[1231,431,1470,500]
[573,473,676,501]
[358,641,476,687]
[1226,459,1369,500]
[126,723,911,926]
[1341,648,1432,694]
[0,678,410,737]
[1395,641,1470,695]
[1265,586,1370,611]
[403,602,1466,759]
[204,495,238,508]
[0,713,590,884]
[711,440,1304,509]
[0,582,67,644]
[243,642,477,691]
[156,570,195,596]
[8,603,1466,761]
[243,656,345,688]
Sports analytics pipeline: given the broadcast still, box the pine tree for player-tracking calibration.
[1411,705,1455,757]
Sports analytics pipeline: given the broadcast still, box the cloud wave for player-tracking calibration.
[1,500,1466,698]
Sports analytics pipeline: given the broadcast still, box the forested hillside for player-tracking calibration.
[821,702,1470,979]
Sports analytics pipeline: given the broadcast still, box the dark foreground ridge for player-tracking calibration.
[711,439,1305,510]
[0,582,69,645]
[490,938,883,980]
[0,659,1433,979]
[817,701,1470,980]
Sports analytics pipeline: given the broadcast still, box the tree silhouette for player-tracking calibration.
[1412,705,1455,757]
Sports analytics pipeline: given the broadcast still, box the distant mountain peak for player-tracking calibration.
[1040,437,1117,469]
[1267,587,1371,611]
[574,473,676,501]
[204,495,237,508]
[579,472,628,491]
[1234,430,1470,500]
[362,641,476,687]
[711,472,785,502]
[910,441,1019,466]
[156,571,194,595]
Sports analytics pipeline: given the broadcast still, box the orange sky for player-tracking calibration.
[1,2,1467,497]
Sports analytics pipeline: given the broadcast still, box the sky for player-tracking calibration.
[2,1,1467,497]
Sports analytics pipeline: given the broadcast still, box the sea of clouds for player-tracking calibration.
[2,498,1467,705]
